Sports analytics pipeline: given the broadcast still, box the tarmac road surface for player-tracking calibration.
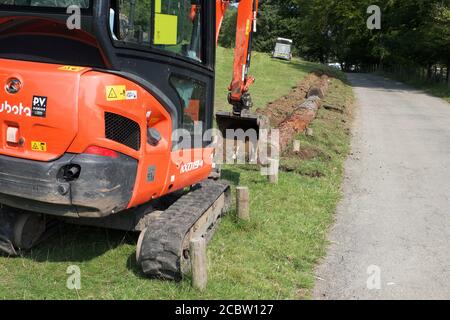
[314,73,450,300]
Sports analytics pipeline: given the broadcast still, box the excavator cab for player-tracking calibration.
[0,0,218,213]
[0,0,261,280]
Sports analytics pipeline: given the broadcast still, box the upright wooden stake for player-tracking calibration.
[293,140,301,153]
[268,159,279,184]
[190,238,207,291]
[306,127,314,137]
[236,186,250,221]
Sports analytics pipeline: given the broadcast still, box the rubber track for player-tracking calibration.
[139,180,230,281]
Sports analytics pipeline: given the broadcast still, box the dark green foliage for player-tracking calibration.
[218,7,238,48]
[219,0,450,78]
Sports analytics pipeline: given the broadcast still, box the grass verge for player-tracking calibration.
[215,47,321,111]
[0,50,353,299]
[406,80,450,103]
[378,72,450,103]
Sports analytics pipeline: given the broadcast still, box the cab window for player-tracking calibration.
[112,0,203,63]
[170,75,206,134]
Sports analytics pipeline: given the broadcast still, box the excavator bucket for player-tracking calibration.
[215,112,270,164]
[216,112,269,138]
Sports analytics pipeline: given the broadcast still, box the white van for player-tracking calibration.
[272,38,293,61]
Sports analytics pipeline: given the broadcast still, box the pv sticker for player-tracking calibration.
[31,96,47,118]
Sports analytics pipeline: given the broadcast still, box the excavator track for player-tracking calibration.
[138,179,231,281]
[0,206,59,256]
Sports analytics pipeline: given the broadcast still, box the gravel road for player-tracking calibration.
[314,73,450,300]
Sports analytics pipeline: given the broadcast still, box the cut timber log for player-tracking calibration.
[278,97,321,150]
[277,74,330,152]
[307,86,325,99]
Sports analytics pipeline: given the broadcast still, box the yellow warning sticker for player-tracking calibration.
[58,66,85,72]
[106,85,127,101]
[246,19,252,36]
[149,117,160,125]
[31,141,47,152]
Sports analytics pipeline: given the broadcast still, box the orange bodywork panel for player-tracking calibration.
[0,59,82,161]
[0,59,212,211]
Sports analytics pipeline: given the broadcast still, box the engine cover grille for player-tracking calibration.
[105,112,141,151]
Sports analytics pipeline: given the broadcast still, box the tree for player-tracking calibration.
[219,0,450,80]
[218,6,238,48]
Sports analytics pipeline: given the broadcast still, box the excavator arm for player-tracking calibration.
[216,0,259,115]
[214,0,267,146]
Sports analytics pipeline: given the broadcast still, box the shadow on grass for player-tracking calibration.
[126,252,148,279]
[350,72,449,102]
[20,223,138,264]
[380,72,450,102]
[20,222,187,282]
[281,58,350,85]
[221,169,241,186]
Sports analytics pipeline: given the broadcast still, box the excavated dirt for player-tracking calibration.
[256,73,319,128]
[257,71,330,159]
[277,97,321,150]
[285,145,327,161]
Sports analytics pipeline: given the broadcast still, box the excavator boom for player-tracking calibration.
[215,0,267,142]
[216,0,258,114]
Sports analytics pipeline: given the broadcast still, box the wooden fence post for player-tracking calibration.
[190,238,207,291]
[268,159,279,184]
[236,187,250,221]
[293,140,301,153]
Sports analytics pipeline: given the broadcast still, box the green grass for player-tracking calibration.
[406,80,450,104]
[214,47,320,111]
[0,50,354,300]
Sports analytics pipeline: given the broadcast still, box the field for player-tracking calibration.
[0,48,354,299]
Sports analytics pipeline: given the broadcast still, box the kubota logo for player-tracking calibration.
[180,160,204,174]
[0,101,31,117]
[5,78,22,94]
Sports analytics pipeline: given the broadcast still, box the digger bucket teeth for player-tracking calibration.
[215,112,269,139]
[215,112,271,165]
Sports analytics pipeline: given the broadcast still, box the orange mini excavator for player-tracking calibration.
[0,0,262,280]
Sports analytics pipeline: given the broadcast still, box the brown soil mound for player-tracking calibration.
[285,145,325,161]
[257,72,329,126]
[256,71,330,153]
[256,73,320,128]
